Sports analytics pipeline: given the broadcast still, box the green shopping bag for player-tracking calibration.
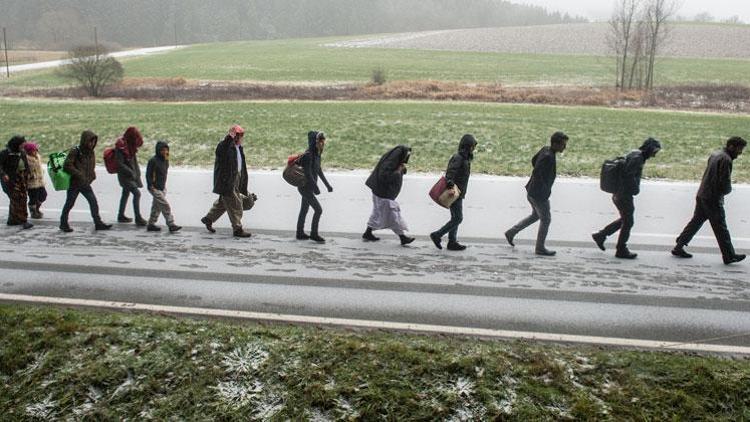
[47,151,71,191]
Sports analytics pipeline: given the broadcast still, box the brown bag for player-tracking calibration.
[429,176,461,208]
[283,164,306,188]
[240,193,257,211]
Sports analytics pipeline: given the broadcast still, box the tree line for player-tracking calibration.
[2,0,585,50]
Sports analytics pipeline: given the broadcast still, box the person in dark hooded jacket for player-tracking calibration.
[430,134,478,251]
[115,126,146,226]
[363,145,415,245]
[201,125,251,238]
[672,137,746,265]
[505,131,568,256]
[145,141,181,233]
[296,131,333,243]
[592,138,662,259]
[0,135,33,229]
[60,130,112,232]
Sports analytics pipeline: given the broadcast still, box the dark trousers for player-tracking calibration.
[60,184,101,224]
[297,188,322,236]
[676,198,736,258]
[118,185,142,219]
[435,198,464,242]
[509,195,551,250]
[598,194,634,251]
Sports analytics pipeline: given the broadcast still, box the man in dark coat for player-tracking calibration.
[146,141,181,233]
[430,134,477,251]
[201,125,251,238]
[0,135,33,229]
[505,131,568,256]
[672,137,747,264]
[60,130,112,232]
[363,145,415,245]
[296,131,333,243]
[592,138,662,259]
[115,126,146,226]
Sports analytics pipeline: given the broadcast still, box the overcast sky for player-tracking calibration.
[517,0,750,22]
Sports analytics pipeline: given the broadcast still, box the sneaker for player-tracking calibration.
[310,234,326,243]
[201,217,216,233]
[21,222,34,230]
[118,215,133,223]
[447,241,467,251]
[430,232,443,250]
[671,246,693,259]
[362,230,380,242]
[592,232,606,251]
[147,224,162,232]
[135,217,148,227]
[615,249,637,259]
[535,248,556,257]
[59,223,74,233]
[504,230,515,247]
[168,225,182,233]
[723,254,746,265]
[399,235,415,246]
[296,232,311,240]
[95,222,113,231]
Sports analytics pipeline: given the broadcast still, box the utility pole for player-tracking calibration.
[3,28,9,78]
[94,26,99,57]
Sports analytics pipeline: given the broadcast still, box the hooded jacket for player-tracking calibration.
[618,138,661,197]
[0,136,30,194]
[64,130,98,189]
[115,127,144,189]
[445,134,477,200]
[697,148,734,202]
[525,146,556,200]
[25,152,46,190]
[366,145,411,200]
[213,134,248,196]
[146,141,170,191]
[298,131,331,195]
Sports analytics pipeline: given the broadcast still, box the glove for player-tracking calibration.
[327,185,333,193]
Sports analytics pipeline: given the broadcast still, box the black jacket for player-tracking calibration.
[298,131,331,195]
[366,145,410,200]
[618,150,645,196]
[697,148,734,202]
[445,135,477,200]
[0,136,29,194]
[115,148,143,189]
[146,141,169,191]
[213,135,248,196]
[64,130,98,189]
[525,146,556,200]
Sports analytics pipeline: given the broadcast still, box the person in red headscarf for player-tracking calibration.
[115,126,146,226]
[23,141,48,219]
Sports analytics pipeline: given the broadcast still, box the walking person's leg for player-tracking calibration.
[79,184,108,229]
[531,197,553,255]
[672,199,707,258]
[118,187,131,221]
[131,187,145,225]
[296,190,311,238]
[308,193,324,242]
[592,195,623,251]
[505,195,541,246]
[446,199,466,250]
[704,201,741,263]
[614,195,636,258]
[60,187,80,231]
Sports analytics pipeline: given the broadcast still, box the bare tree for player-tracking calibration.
[643,0,679,89]
[59,45,124,97]
[608,0,642,90]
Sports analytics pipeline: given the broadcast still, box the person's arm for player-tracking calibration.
[63,148,85,184]
[145,159,155,191]
[300,153,319,194]
[115,149,136,180]
[718,156,732,196]
[622,154,643,196]
[445,154,461,189]
[533,153,553,194]
[318,167,333,192]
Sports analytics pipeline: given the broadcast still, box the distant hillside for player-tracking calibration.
[0,0,586,50]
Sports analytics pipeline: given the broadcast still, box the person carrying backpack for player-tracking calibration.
[363,145,415,246]
[592,138,661,259]
[296,131,333,243]
[430,134,478,251]
[672,137,747,265]
[0,135,33,229]
[23,142,48,219]
[115,126,146,226]
[60,130,112,232]
[505,131,568,256]
[146,141,181,233]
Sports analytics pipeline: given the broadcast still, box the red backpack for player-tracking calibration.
[103,147,118,174]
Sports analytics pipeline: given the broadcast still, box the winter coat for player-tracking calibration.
[0,136,30,194]
[445,134,477,200]
[213,134,248,196]
[525,146,556,201]
[64,130,98,189]
[298,131,331,195]
[366,145,411,200]
[697,148,734,202]
[26,153,46,190]
[115,138,143,189]
[617,150,645,197]
[146,141,169,191]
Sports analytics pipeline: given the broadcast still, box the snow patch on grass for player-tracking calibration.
[221,343,269,374]
[25,395,57,420]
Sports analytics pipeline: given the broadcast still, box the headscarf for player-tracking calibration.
[229,125,245,142]
[23,142,39,154]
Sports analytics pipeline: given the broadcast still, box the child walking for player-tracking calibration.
[146,141,181,232]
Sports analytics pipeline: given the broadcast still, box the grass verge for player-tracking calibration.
[2,98,749,181]
[1,304,749,420]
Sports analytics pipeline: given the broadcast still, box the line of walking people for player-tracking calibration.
[0,126,746,264]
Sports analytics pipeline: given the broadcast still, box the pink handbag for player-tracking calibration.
[429,176,461,208]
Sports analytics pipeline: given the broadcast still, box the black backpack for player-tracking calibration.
[600,156,626,193]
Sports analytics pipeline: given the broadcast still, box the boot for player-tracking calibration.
[504,230,516,247]
[309,234,326,243]
[296,232,310,240]
[168,224,182,233]
[535,248,556,257]
[723,254,746,265]
[22,222,34,230]
[60,222,74,233]
[399,235,415,246]
[429,232,443,250]
[671,246,693,259]
[118,215,133,223]
[362,227,380,242]
[233,229,252,238]
[135,217,148,227]
[95,221,113,231]
[29,204,42,219]
[147,224,161,232]
[615,248,637,259]
[447,241,467,251]
[201,217,216,233]
[592,232,606,251]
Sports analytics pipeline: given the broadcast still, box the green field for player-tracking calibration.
[3,37,750,88]
[2,305,749,420]
[1,98,748,181]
